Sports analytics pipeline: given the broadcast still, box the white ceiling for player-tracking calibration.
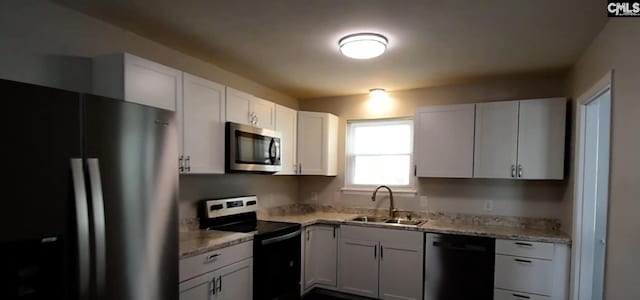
[55,0,607,99]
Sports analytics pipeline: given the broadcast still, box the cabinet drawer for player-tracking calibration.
[494,288,550,300]
[496,239,554,260]
[179,241,252,282]
[495,254,553,296]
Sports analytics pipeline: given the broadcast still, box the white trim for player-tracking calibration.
[340,186,418,196]
[570,70,613,300]
[344,118,415,188]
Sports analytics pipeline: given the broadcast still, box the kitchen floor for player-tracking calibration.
[302,289,371,300]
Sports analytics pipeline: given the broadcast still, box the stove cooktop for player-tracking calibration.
[207,220,300,239]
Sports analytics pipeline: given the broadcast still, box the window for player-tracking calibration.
[346,118,413,188]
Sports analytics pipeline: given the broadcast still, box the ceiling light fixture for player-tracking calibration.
[369,88,387,97]
[339,33,388,59]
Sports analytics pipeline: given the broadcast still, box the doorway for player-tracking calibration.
[572,73,612,300]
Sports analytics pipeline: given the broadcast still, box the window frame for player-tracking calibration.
[344,118,415,190]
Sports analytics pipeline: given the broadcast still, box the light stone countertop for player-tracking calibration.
[180,210,571,259]
[179,230,254,258]
[260,212,571,245]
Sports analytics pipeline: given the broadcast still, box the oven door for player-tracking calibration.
[227,122,282,173]
[254,230,301,300]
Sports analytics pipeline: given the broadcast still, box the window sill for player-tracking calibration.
[340,186,417,195]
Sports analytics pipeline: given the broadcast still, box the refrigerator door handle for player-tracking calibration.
[70,158,91,300]
[87,158,106,297]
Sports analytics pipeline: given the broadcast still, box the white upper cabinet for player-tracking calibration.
[225,87,275,130]
[473,98,566,180]
[251,97,276,130]
[414,104,475,178]
[275,105,298,175]
[92,53,182,111]
[180,73,226,174]
[516,98,566,179]
[474,101,520,178]
[297,111,339,176]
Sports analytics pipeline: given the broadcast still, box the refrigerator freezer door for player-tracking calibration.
[0,79,83,300]
[84,95,179,300]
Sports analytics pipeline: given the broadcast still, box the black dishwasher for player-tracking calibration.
[425,233,495,300]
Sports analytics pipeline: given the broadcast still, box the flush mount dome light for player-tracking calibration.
[339,33,388,59]
[369,88,387,97]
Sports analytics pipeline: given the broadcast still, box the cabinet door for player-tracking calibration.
[251,98,276,130]
[414,104,475,178]
[297,112,338,176]
[378,231,424,300]
[473,101,519,178]
[225,87,252,126]
[182,73,226,174]
[275,105,298,175]
[305,225,338,289]
[124,54,182,111]
[338,238,379,298]
[215,259,253,300]
[516,98,566,179]
[179,271,215,300]
[297,112,327,175]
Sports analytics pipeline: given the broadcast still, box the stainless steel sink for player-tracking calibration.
[384,218,427,226]
[351,216,388,223]
[350,216,427,227]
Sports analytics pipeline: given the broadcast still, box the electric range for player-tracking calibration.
[199,196,301,300]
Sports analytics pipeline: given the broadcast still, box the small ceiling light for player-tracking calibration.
[339,33,388,59]
[369,88,388,98]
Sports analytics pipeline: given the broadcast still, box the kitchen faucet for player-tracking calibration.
[371,185,397,218]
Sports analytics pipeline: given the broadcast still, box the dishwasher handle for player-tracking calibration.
[432,241,489,252]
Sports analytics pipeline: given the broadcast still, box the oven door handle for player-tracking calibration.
[261,230,301,246]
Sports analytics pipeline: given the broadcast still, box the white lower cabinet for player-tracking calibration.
[494,288,550,300]
[338,225,423,300]
[494,239,570,300]
[304,225,339,290]
[179,241,253,300]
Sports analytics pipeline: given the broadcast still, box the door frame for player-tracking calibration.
[570,70,613,300]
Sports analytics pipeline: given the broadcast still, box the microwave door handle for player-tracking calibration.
[275,140,281,161]
[268,138,276,163]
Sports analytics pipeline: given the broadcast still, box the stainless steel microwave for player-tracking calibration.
[226,122,282,173]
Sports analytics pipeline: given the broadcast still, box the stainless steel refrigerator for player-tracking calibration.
[0,79,178,300]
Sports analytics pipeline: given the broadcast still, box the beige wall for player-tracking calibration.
[0,0,301,220]
[179,174,299,220]
[299,73,572,222]
[568,19,640,299]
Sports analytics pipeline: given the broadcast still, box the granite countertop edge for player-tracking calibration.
[259,214,572,245]
[180,213,571,259]
[179,232,254,259]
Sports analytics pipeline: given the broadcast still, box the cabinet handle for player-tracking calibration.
[211,277,216,295]
[179,155,184,172]
[512,293,530,299]
[515,258,532,264]
[299,163,302,174]
[374,245,377,259]
[511,165,516,178]
[515,242,533,247]
[380,245,384,260]
[518,164,523,178]
[217,276,222,293]
[205,253,221,263]
[306,230,310,241]
[414,165,417,176]
[333,227,336,239]
[185,155,191,172]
